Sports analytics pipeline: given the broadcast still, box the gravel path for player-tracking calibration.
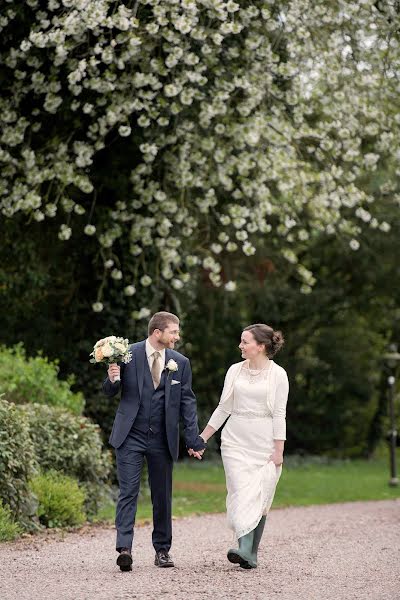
[1,500,399,600]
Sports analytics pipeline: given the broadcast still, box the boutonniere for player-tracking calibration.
[165,359,178,375]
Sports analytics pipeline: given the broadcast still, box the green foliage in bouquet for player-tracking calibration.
[0,501,22,542]
[0,397,37,527]
[21,404,112,516]
[30,471,86,528]
[0,344,84,415]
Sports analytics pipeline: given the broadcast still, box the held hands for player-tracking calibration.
[187,447,205,460]
[188,435,207,460]
[108,363,120,383]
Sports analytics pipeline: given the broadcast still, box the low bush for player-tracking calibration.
[21,403,112,516]
[30,471,86,528]
[0,501,21,542]
[0,397,37,527]
[0,344,84,415]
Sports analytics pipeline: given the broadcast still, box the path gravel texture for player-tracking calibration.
[1,500,399,600]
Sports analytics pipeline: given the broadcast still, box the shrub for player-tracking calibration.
[21,404,112,516]
[0,501,21,542]
[0,397,37,526]
[30,471,86,528]
[0,344,84,415]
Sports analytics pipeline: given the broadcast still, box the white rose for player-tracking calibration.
[102,343,113,357]
[166,359,178,372]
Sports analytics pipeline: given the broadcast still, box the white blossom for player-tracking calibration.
[243,242,256,256]
[124,285,136,296]
[225,281,237,292]
[140,275,152,287]
[211,243,223,254]
[0,0,396,311]
[111,268,123,280]
[132,307,151,319]
[92,302,104,312]
[118,125,131,137]
[84,224,96,235]
[58,224,72,241]
[349,239,360,251]
[226,242,238,252]
[171,278,184,290]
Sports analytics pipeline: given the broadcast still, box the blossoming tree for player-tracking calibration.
[1,0,398,315]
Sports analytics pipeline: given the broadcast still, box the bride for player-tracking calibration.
[199,323,289,569]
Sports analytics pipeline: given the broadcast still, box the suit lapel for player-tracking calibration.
[136,340,146,399]
[164,349,172,410]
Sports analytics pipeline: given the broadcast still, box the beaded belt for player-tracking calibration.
[231,409,270,419]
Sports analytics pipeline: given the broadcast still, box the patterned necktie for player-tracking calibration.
[151,351,161,389]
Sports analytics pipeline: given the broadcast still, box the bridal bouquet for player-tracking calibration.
[89,336,132,381]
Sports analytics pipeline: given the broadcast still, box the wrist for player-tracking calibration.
[273,442,285,453]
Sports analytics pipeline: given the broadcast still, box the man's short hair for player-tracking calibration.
[148,311,180,336]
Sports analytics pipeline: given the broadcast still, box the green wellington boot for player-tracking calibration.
[227,529,255,569]
[248,516,267,568]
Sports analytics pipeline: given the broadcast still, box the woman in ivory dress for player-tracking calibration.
[199,324,289,569]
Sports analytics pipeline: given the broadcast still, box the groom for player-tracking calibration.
[102,311,206,571]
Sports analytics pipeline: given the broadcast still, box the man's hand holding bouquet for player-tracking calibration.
[90,336,132,382]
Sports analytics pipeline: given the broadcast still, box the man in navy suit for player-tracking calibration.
[103,311,206,571]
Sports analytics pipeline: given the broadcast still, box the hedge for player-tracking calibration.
[0,344,84,415]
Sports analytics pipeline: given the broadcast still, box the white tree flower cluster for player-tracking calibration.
[0,0,398,313]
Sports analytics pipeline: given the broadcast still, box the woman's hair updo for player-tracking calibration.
[243,324,284,358]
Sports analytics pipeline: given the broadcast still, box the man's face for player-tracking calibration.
[157,322,180,349]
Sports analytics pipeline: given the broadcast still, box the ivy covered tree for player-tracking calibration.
[0,0,398,320]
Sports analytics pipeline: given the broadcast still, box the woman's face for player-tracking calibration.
[238,330,265,360]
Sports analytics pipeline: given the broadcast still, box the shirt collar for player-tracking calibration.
[146,338,166,361]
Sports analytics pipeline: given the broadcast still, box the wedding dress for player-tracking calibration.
[208,360,289,538]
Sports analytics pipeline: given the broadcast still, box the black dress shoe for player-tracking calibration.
[154,550,174,567]
[117,548,132,572]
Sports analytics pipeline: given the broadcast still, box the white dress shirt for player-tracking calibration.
[145,339,166,372]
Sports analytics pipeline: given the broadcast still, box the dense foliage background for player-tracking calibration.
[1,200,399,458]
[1,0,399,470]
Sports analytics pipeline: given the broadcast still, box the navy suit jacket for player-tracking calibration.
[103,340,205,461]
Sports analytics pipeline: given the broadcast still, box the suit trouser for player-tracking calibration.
[115,427,173,552]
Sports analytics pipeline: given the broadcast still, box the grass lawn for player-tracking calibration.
[95,450,400,524]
